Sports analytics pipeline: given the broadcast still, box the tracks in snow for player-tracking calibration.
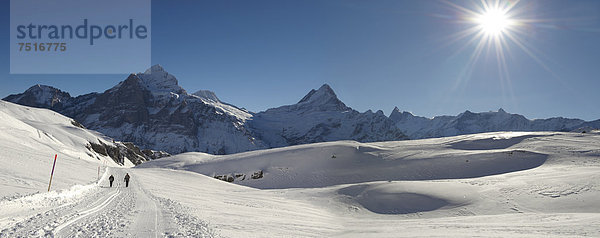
[53,189,121,234]
[0,168,214,238]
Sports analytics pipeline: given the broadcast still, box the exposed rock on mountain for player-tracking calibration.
[4,85,73,110]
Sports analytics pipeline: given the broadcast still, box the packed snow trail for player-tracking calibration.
[53,189,120,232]
[0,167,214,238]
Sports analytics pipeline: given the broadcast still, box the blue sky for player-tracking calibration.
[1,0,600,120]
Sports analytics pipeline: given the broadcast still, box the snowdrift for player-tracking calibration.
[140,132,550,189]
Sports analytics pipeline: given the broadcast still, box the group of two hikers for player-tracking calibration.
[108,173,130,188]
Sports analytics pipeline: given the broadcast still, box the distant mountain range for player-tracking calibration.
[4,65,598,154]
[389,107,600,139]
[3,65,406,154]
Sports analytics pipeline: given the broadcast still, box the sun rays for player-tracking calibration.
[437,0,549,107]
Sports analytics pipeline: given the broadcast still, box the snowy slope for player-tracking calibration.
[191,90,253,121]
[138,130,600,237]
[0,101,211,237]
[139,132,550,189]
[0,100,167,197]
[0,100,125,198]
[2,123,600,236]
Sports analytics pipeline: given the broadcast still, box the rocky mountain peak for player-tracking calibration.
[298,84,336,103]
[193,90,221,102]
[295,84,348,111]
[3,84,72,109]
[137,65,185,94]
[458,110,476,118]
[389,107,417,121]
[26,84,58,92]
[144,64,166,74]
[24,85,70,99]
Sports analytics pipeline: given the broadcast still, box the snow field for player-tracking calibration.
[138,131,600,237]
[1,98,600,237]
[0,167,215,237]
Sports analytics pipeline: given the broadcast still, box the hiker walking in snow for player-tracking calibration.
[124,173,131,187]
[109,175,114,187]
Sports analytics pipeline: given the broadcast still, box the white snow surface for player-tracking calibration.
[140,130,600,237]
[193,90,220,102]
[137,65,252,122]
[139,64,186,94]
[191,90,253,121]
[0,100,127,198]
[2,100,600,237]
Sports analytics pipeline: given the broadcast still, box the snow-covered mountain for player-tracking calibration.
[5,65,598,154]
[3,84,73,110]
[390,107,600,139]
[5,66,263,155]
[4,66,407,154]
[248,84,407,147]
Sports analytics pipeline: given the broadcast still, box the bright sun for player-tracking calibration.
[476,8,511,36]
[440,0,563,104]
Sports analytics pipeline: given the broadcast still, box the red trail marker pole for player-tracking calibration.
[47,154,57,192]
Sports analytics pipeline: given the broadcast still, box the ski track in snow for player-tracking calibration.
[0,168,215,238]
[53,189,121,233]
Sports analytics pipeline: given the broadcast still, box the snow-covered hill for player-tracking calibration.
[139,131,552,189]
[138,130,600,236]
[0,100,166,197]
[2,110,600,237]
